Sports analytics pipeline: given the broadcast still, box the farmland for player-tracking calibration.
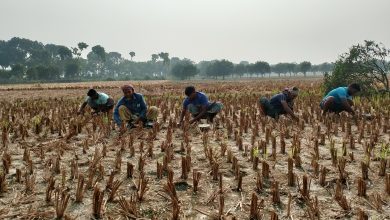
[0,79,389,219]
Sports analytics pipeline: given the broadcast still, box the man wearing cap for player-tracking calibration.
[114,84,158,129]
[78,89,115,115]
[178,86,223,126]
[259,87,299,121]
[320,83,361,116]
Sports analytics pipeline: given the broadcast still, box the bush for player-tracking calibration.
[324,40,389,95]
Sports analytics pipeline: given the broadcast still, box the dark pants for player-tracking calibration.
[259,97,282,119]
[92,98,115,113]
[320,97,348,114]
[188,102,223,122]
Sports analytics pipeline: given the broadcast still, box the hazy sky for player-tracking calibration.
[1,0,389,64]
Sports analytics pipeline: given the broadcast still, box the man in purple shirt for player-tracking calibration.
[259,87,299,121]
[179,86,223,126]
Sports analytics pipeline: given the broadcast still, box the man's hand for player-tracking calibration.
[78,102,87,115]
[281,100,297,122]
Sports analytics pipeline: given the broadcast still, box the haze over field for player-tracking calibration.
[1,0,390,63]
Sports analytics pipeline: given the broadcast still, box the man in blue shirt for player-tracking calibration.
[259,87,299,121]
[179,86,223,126]
[114,84,158,129]
[320,83,360,116]
[78,89,114,115]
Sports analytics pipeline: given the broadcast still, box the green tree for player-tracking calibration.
[72,42,88,58]
[107,52,122,65]
[91,45,106,62]
[65,60,81,79]
[151,54,159,62]
[91,45,106,75]
[170,60,198,80]
[234,63,248,78]
[106,52,123,77]
[197,61,212,77]
[272,63,286,77]
[26,65,60,81]
[0,40,9,69]
[251,61,270,77]
[1,37,44,68]
[28,49,51,67]
[78,42,88,51]
[10,64,25,79]
[25,67,37,80]
[299,61,312,77]
[286,63,296,77]
[158,52,170,76]
[129,51,135,61]
[206,59,234,79]
[324,40,390,93]
[0,69,11,81]
[158,52,170,64]
[57,46,73,61]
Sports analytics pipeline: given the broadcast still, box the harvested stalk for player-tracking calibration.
[75,174,85,202]
[55,190,70,219]
[127,162,134,178]
[136,172,149,201]
[92,186,105,219]
[108,179,123,202]
[193,170,201,193]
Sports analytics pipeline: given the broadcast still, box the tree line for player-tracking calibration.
[0,37,333,83]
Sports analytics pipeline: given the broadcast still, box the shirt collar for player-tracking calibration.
[125,94,137,101]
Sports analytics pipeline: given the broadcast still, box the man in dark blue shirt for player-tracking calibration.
[114,84,158,129]
[259,87,299,121]
[179,86,223,126]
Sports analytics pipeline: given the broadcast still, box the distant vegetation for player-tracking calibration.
[0,37,334,83]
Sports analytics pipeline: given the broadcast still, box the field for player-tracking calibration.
[0,79,389,219]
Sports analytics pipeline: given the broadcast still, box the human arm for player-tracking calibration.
[78,101,88,114]
[179,108,187,127]
[281,100,298,121]
[341,99,355,115]
[179,98,190,126]
[190,105,207,124]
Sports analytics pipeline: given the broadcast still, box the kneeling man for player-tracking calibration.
[320,83,361,116]
[179,86,223,126]
[114,84,158,129]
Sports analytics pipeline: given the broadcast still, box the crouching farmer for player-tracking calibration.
[114,84,158,129]
[78,89,115,115]
[179,86,223,126]
[320,83,360,116]
[259,87,299,121]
